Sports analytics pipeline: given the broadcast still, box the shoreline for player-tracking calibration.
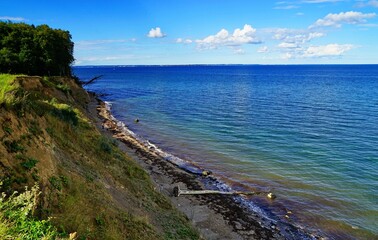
[88,94,318,240]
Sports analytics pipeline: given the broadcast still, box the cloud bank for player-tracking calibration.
[195,24,261,49]
[310,11,376,28]
[302,44,354,57]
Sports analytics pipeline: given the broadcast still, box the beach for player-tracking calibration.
[88,95,318,240]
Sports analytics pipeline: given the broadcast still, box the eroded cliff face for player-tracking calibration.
[0,76,199,239]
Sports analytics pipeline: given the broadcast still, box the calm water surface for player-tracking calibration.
[74,65,378,239]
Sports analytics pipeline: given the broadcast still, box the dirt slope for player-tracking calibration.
[0,76,199,239]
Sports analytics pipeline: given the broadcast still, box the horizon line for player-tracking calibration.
[72,63,378,67]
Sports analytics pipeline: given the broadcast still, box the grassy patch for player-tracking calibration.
[0,74,18,105]
[0,183,65,239]
[42,77,71,94]
[0,75,200,239]
[1,121,13,135]
[56,83,71,94]
[21,157,39,170]
[3,139,25,153]
[49,176,63,191]
[28,120,43,136]
[44,99,90,127]
[161,213,200,240]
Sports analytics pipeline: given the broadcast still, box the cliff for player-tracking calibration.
[0,75,199,239]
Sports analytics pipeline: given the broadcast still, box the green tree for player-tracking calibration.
[0,21,74,76]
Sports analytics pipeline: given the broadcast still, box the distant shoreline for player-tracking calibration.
[73,63,378,68]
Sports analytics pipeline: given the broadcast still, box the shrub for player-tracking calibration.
[21,157,39,170]
[3,140,25,153]
[0,182,63,239]
[50,103,78,126]
[98,136,112,154]
[56,84,71,94]
[49,177,62,191]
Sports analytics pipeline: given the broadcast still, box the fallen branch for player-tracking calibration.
[81,75,104,86]
[173,185,276,199]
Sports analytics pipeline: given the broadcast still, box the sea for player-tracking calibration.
[73,65,378,239]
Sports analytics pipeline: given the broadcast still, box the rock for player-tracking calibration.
[267,192,276,199]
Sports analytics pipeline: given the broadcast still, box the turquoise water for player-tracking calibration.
[74,65,378,239]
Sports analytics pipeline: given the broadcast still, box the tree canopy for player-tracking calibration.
[0,22,74,76]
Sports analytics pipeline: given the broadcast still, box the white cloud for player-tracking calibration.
[147,27,166,38]
[195,24,261,50]
[272,28,325,44]
[278,42,299,48]
[176,38,192,44]
[357,0,378,8]
[302,44,354,57]
[277,43,354,59]
[257,46,269,53]
[310,11,376,28]
[0,16,26,21]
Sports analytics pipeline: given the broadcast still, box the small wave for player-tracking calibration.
[104,101,272,211]
[104,101,206,176]
[103,101,324,239]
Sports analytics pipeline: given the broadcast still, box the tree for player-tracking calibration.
[0,21,74,76]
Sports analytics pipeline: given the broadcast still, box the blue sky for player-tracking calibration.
[1,0,378,65]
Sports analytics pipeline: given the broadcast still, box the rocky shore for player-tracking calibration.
[90,97,316,240]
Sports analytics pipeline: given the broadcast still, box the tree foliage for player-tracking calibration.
[0,21,74,76]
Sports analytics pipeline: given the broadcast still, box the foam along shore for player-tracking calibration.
[93,98,320,240]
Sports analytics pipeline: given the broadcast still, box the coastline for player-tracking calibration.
[88,94,317,240]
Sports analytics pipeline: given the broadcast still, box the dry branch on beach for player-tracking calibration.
[173,185,276,199]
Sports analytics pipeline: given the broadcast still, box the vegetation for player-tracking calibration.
[0,22,74,76]
[0,183,64,240]
[0,75,200,239]
[0,74,20,105]
[0,21,199,238]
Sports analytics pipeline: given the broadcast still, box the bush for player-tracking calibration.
[21,157,39,170]
[49,103,78,126]
[0,183,63,239]
[3,140,25,153]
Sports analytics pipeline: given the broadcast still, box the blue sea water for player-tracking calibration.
[74,65,378,239]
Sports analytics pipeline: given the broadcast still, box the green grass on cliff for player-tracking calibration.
[0,74,19,105]
[0,183,65,240]
[0,75,200,240]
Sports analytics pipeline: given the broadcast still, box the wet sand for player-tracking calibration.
[88,94,316,240]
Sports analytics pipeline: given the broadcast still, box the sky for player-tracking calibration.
[1,0,378,65]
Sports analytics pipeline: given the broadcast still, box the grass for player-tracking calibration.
[0,74,17,104]
[0,75,200,239]
[0,182,65,240]
[21,157,39,170]
[3,139,25,153]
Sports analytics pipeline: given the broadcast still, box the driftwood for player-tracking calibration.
[173,185,276,199]
[81,75,104,86]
